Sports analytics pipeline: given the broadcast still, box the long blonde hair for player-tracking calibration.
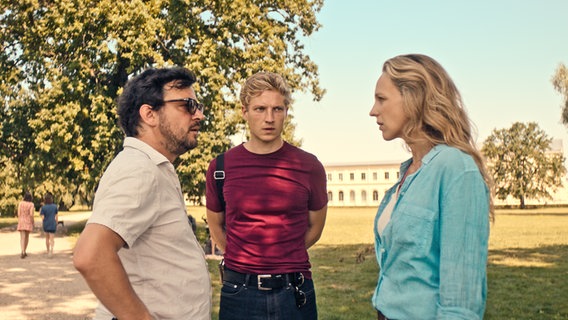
[383,54,494,220]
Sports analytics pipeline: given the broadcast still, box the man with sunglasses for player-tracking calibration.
[205,72,328,319]
[74,67,210,320]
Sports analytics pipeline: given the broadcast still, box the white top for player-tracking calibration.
[88,137,211,320]
[377,191,397,236]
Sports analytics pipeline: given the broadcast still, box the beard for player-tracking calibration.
[159,117,198,156]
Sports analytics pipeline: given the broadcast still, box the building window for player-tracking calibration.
[338,173,343,181]
[373,190,379,201]
[361,173,366,180]
[350,190,355,201]
[373,172,378,180]
[350,173,355,181]
[327,191,333,201]
[361,191,367,201]
[327,173,332,181]
[384,172,390,180]
[339,191,344,201]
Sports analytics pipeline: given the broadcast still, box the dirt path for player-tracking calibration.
[0,213,97,320]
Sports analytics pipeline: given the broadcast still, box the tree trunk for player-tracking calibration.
[520,195,526,209]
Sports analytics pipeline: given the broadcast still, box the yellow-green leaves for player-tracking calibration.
[552,63,568,126]
[0,0,324,210]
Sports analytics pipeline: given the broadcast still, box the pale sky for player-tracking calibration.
[289,0,568,165]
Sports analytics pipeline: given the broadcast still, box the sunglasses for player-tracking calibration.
[295,288,307,308]
[163,98,204,115]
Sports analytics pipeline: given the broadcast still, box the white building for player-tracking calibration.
[324,140,568,207]
[324,161,401,207]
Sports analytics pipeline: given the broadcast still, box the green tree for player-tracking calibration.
[552,63,568,126]
[0,158,23,216]
[0,65,40,215]
[482,122,566,209]
[0,0,325,209]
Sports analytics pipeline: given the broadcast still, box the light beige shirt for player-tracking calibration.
[88,137,211,320]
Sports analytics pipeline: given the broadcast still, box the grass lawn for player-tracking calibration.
[2,206,567,319]
[198,206,568,320]
[0,217,18,229]
[486,208,568,319]
[0,210,91,229]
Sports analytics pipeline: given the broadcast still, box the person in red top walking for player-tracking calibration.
[206,72,328,320]
[17,191,35,259]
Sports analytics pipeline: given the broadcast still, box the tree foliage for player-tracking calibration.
[0,0,324,214]
[482,122,566,209]
[552,63,568,126]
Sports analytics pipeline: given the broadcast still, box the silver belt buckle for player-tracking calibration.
[257,274,272,291]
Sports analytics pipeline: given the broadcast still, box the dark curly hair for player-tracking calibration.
[117,67,197,137]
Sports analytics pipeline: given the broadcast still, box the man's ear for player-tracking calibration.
[241,105,248,120]
[139,104,158,127]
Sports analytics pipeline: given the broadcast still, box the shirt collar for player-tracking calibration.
[399,144,448,173]
[421,144,447,165]
[123,137,171,166]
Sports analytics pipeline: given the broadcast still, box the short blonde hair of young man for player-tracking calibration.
[240,72,292,109]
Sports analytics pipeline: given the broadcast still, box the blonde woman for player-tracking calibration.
[369,54,493,320]
[17,191,35,259]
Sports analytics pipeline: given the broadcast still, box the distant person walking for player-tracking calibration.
[40,192,58,258]
[17,191,35,259]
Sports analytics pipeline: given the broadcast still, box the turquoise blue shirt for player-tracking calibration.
[373,144,490,319]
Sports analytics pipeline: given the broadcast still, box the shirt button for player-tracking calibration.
[380,248,385,253]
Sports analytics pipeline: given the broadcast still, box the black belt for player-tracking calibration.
[223,268,304,291]
[377,310,389,320]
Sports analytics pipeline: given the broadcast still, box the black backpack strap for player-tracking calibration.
[213,153,226,210]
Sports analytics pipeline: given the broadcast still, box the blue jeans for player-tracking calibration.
[219,277,317,320]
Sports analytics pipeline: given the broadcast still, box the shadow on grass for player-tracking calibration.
[310,244,378,320]
[207,243,379,320]
[206,244,568,320]
[486,245,568,319]
[45,218,568,320]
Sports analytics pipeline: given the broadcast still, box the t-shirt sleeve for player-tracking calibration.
[309,158,328,211]
[88,164,159,248]
[205,158,223,212]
